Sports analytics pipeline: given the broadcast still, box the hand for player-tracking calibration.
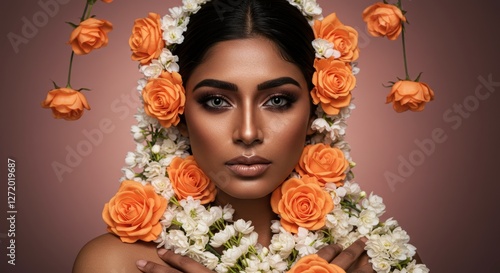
[136,249,214,273]
[316,238,375,273]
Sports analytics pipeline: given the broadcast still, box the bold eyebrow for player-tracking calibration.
[193,79,238,92]
[257,77,301,90]
[192,77,301,92]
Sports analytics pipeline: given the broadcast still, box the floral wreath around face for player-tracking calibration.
[101,1,429,272]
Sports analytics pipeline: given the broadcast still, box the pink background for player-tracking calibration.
[1,0,499,272]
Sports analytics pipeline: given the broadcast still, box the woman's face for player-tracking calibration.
[183,37,312,199]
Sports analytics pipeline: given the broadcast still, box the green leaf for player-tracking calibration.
[51,80,60,89]
[414,72,423,82]
[65,21,78,28]
[77,87,91,92]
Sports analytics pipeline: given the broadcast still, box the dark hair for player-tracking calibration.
[172,0,315,91]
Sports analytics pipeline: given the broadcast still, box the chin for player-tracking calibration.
[223,185,275,200]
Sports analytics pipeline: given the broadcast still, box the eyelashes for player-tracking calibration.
[195,91,298,112]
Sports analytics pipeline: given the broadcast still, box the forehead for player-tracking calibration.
[185,37,307,90]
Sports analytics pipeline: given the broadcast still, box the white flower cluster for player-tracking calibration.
[149,180,428,273]
[287,0,323,24]
[116,0,429,272]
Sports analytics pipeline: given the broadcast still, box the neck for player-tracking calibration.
[214,191,278,246]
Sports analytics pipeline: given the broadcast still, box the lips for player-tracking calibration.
[225,156,271,177]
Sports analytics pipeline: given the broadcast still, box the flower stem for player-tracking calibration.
[66,1,95,88]
[398,0,410,80]
[66,51,75,88]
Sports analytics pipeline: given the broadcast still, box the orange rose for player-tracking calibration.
[362,2,406,40]
[288,254,345,273]
[295,143,349,187]
[142,71,186,128]
[69,18,112,55]
[167,156,217,204]
[271,177,333,233]
[102,0,113,3]
[386,80,435,112]
[41,87,90,120]
[129,13,165,65]
[313,13,359,62]
[311,58,356,115]
[102,180,167,243]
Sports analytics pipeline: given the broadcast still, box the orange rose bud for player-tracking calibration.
[271,177,334,233]
[69,18,113,55]
[313,13,359,62]
[41,87,90,120]
[142,71,186,128]
[311,58,356,116]
[295,143,349,187]
[167,156,217,204]
[102,180,168,243]
[386,80,435,112]
[362,2,406,40]
[129,12,165,65]
[102,0,113,3]
[288,254,346,273]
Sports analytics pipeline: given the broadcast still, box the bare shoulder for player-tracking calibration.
[72,233,165,273]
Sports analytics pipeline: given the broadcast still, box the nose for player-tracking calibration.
[232,103,264,146]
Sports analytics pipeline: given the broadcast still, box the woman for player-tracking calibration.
[73,0,423,272]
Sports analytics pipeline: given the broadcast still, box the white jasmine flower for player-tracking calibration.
[270,220,281,233]
[151,144,161,154]
[294,228,319,256]
[168,7,184,19]
[130,125,145,142]
[163,26,185,44]
[150,176,173,197]
[302,0,322,18]
[240,232,258,246]
[136,78,147,93]
[124,151,136,167]
[140,60,163,78]
[215,263,229,273]
[134,148,150,168]
[349,209,379,235]
[121,167,136,180]
[165,230,190,255]
[221,245,246,266]
[222,205,235,221]
[210,225,236,248]
[202,252,219,270]
[159,49,179,72]
[311,117,331,133]
[363,193,386,216]
[234,219,254,234]
[160,205,180,227]
[270,232,295,258]
[144,161,165,179]
[371,257,392,273]
[312,38,340,59]
[182,0,202,13]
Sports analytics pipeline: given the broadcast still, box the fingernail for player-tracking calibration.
[158,248,167,255]
[136,260,147,269]
[360,237,368,243]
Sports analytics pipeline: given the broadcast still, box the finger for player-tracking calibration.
[331,238,367,270]
[347,263,375,273]
[316,244,343,262]
[157,249,212,273]
[136,259,180,273]
[347,253,375,273]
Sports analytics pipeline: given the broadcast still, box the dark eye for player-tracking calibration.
[264,94,295,109]
[204,96,231,109]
